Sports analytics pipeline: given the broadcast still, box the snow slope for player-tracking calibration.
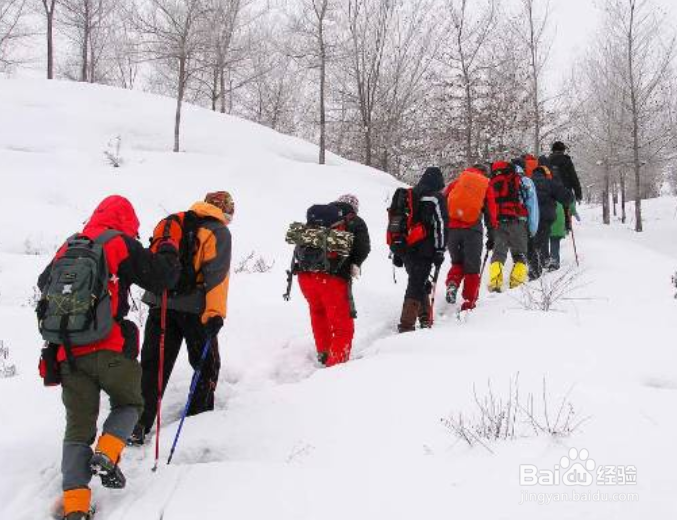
[0,80,675,519]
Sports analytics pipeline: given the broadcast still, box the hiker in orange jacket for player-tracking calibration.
[444,165,498,311]
[131,191,234,445]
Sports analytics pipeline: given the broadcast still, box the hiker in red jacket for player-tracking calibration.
[37,196,180,520]
[444,165,498,311]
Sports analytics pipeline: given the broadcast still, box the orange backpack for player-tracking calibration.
[447,169,489,225]
[524,154,538,178]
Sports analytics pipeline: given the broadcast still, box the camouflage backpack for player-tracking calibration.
[285,204,354,274]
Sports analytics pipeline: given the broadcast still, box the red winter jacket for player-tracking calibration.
[38,196,180,362]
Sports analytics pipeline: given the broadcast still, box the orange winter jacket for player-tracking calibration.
[144,201,232,323]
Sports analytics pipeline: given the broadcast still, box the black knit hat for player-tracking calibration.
[552,141,567,152]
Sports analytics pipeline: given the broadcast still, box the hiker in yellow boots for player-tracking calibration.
[487,161,539,292]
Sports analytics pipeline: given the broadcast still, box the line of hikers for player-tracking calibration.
[284,140,582,360]
[35,141,580,519]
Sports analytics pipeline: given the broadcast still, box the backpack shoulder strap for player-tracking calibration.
[93,229,123,245]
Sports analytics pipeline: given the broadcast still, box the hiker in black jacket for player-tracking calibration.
[528,165,573,280]
[331,194,371,280]
[398,167,448,332]
[549,141,583,203]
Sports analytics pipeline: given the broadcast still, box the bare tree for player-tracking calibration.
[288,0,335,164]
[517,0,552,156]
[0,0,27,73]
[345,0,395,167]
[135,0,211,152]
[603,0,675,231]
[38,0,58,78]
[442,0,496,165]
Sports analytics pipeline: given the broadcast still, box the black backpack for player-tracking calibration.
[37,230,121,365]
[149,211,201,295]
[387,188,426,257]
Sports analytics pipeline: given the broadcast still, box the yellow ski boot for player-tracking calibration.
[488,262,504,293]
[510,262,528,289]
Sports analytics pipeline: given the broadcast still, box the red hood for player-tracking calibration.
[83,195,140,237]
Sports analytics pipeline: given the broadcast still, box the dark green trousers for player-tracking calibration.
[60,350,143,491]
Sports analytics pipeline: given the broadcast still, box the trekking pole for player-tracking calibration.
[570,224,580,267]
[153,290,168,472]
[167,338,213,465]
[429,264,442,327]
[475,250,490,302]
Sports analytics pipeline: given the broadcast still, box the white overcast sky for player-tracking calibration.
[543,0,677,83]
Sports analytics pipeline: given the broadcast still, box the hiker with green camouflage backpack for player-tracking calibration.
[285,194,370,366]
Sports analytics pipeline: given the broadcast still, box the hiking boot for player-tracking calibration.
[418,297,431,328]
[90,452,126,489]
[488,262,504,292]
[445,283,459,304]
[317,351,328,366]
[127,423,146,447]
[510,262,528,289]
[398,298,420,333]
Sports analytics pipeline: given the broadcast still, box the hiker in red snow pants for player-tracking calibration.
[299,272,355,366]
[299,195,370,367]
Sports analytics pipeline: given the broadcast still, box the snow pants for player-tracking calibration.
[139,309,221,432]
[549,237,562,268]
[60,350,142,491]
[491,219,528,265]
[298,272,354,367]
[446,227,483,282]
[528,218,554,280]
[446,228,484,310]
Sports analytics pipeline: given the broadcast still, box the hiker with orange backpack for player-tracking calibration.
[129,192,233,446]
[36,196,180,520]
[487,161,539,292]
[444,164,498,311]
[388,167,448,332]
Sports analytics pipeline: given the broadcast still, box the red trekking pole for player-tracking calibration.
[153,290,168,472]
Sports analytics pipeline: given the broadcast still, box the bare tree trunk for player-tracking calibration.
[80,0,90,82]
[525,0,542,155]
[174,56,187,153]
[602,161,611,225]
[43,0,56,79]
[219,68,226,113]
[612,182,618,217]
[318,19,327,165]
[620,172,627,224]
[627,0,643,232]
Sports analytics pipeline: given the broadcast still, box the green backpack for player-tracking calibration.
[38,230,121,364]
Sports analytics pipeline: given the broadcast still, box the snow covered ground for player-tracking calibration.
[0,80,675,519]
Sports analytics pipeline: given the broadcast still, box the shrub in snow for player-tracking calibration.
[441,375,590,452]
[0,341,17,379]
[234,251,275,274]
[24,286,41,309]
[23,238,44,256]
[515,267,587,312]
[104,135,124,168]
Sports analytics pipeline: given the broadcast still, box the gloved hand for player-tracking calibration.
[433,251,445,268]
[203,316,223,338]
[156,237,179,254]
[392,254,404,268]
[351,264,361,279]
